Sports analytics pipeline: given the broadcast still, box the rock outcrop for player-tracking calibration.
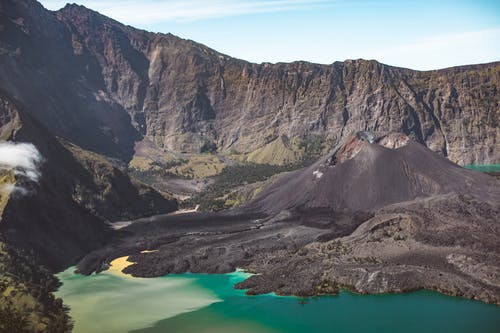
[0,0,498,165]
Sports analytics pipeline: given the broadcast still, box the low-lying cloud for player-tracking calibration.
[0,183,29,196]
[0,142,43,197]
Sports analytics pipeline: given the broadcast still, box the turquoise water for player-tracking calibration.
[464,164,500,173]
[56,267,500,333]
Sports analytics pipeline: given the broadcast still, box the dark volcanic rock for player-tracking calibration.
[78,135,500,304]
[238,194,500,304]
[0,0,498,164]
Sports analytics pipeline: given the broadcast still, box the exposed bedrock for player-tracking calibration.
[0,0,499,164]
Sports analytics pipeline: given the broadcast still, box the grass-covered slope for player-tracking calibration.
[63,140,177,222]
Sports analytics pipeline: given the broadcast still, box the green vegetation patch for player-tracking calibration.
[246,135,301,165]
[129,160,187,193]
[168,155,226,179]
[245,135,328,166]
[184,163,299,211]
[0,242,72,332]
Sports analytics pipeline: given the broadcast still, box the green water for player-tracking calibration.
[464,164,500,173]
[56,268,500,333]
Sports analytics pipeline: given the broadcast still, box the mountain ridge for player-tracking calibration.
[53,3,500,72]
[0,0,498,166]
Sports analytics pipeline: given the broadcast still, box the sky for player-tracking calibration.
[39,0,500,70]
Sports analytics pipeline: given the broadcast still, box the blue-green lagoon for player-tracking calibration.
[56,266,500,333]
[464,164,500,173]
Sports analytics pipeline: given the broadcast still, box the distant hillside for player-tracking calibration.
[0,0,498,166]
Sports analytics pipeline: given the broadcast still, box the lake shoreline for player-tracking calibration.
[55,267,500,333]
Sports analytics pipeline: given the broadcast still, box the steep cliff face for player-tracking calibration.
[0,0,139,159]
[0,0,498,166]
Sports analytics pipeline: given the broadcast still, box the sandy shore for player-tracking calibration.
[170,205,200,215]
[106,256,135,277]
[108,221,133,230]
[141,249,158,254]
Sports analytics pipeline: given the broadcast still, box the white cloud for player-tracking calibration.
[0,184,29,197]
[40,0,329,24]
[0,142,43,198]
[0,142,43,182]
[368,28,500,70]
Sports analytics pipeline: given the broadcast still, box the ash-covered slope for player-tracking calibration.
[249,132,499,215]
[77,133,500,304]
[0,0,498,164]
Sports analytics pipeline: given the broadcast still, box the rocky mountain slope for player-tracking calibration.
[0,0,498,167]
[0,89,177,332]
[0,89,177,268]
[77,133,500,304]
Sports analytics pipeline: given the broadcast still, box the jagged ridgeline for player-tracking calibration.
[1,0,498,213]
[0,0,498,168]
